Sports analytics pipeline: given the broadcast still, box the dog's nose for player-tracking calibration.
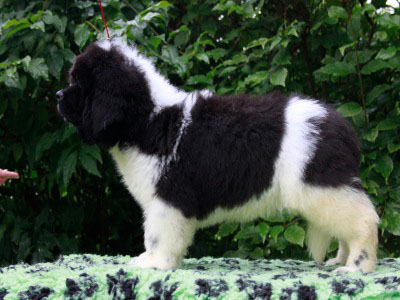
[56,90,64,101]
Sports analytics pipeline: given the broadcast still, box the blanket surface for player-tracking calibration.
[0,254,399,299]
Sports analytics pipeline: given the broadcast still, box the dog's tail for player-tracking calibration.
[307,224,331,263]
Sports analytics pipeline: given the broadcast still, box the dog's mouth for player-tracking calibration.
[57,104,70,123]
[57,104,82,127]
[56,104,68,122]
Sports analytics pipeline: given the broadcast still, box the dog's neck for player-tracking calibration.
[97,39,209,113]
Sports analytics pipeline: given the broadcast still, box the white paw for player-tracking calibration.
[334,266,360,273]
[128,252,178,270]
[326,258,344,266]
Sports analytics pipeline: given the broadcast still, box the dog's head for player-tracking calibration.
[57,40,153,147]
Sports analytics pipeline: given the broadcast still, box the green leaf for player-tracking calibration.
[234,226,258,240]
[196,53,210,64]
[376,47,397,60]
[161,45,186,74]
[81,144,102,163]
[363,128,379,142]
[366,84,391,105]
[3,18,30,30]
[389,189,400,202]
[216,223,238,238]
[374,155,393,179]
[148,1,173,10]
[25,58,48,80]
[344,50,376,64]
[386,209,400,236]
[79,151,101,177]
[60,49,75,64]
[30,21,45,32]
[74,24,90,48]
[270,225,284,242]
[347,15,361,41]
[376,118,400,131]
[13,144,23,162]
[245,71,269,86]
[269,36,282,51]
[219,66,237,77]
[187,75,212,86]
[337,102,362,117]
[63,151,77,188]
[141,12,162,22]
[20,56,31,68]
[207,48,227,61]
[36,132,57,160]
[223,53,248,66]
[61,124,77,143]
[388,143,400,153]
[43,13,63,32]
[17,233,31,261]
[339,42,356,56]
[272,49,290,65]
[1,19,30,41]
[249,247,264,259]
[149,35,164,50]
[284,225,305,247]
[328,6,347,19]
[47,50,63,79]
[361,3,376,14]
[245,37,270,50]
[174,31,190,47]
[257,222,269,243]
[4,66,20,88]
[270,68,288,86]
[378,13,400,29]
[318,62,355,76]
[361,59,391,74]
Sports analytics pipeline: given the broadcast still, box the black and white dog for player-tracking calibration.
[57,39,379,272]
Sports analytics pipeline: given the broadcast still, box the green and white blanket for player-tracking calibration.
[0,254,399,299]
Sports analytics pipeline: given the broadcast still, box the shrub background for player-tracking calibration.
[0,0,399,265]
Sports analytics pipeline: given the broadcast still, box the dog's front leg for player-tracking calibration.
[129,199,196,270]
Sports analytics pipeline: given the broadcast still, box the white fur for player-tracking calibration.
[110,146,160,211]
[97,39,212,114]
[103,40,378,272]
[110,146,196,269]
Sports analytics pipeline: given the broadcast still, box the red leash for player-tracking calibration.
[98,0,110,39]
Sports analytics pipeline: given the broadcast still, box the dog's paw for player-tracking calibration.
[333,266,360,273]
[325,258,343,266]
[128,252,178,270]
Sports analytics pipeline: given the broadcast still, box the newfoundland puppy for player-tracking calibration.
[57,39,379,272]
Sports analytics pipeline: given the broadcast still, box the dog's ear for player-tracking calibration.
[87,89,126,146]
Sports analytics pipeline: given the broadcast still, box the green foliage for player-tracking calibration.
[0,0,399,265]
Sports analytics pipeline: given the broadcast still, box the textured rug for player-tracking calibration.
[0,254,399,299]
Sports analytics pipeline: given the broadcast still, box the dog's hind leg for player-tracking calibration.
[307,223,331,264]
[301,186,379,272]
[332,192,378,273]
[334,223,378,273]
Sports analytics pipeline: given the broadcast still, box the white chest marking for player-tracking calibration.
[110,146,161,210]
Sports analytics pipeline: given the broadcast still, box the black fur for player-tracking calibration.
[157,93,289,218]
[58,42,364,221]
[303,105,363,190]
[58,44,154,147]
